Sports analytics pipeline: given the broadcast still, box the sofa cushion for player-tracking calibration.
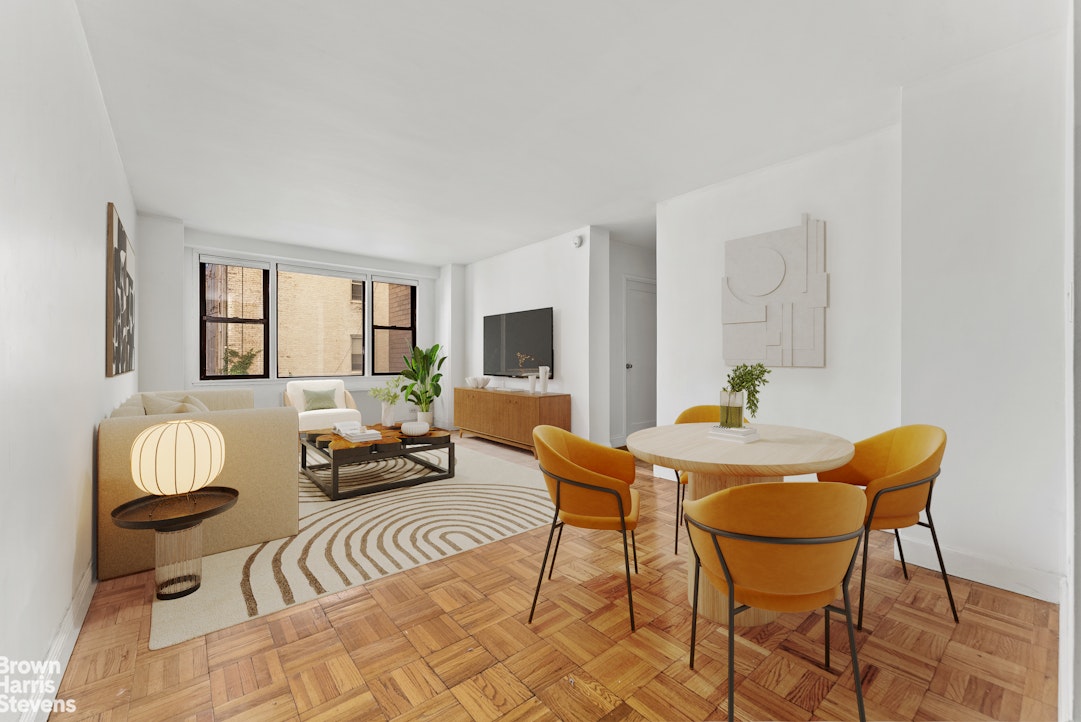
[303,388,338,411]
[143,393,211,415]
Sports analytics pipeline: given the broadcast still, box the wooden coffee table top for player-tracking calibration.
[303,425,451,451]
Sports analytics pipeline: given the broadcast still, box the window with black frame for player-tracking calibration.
[200,261,270,379]
[277,267,366,378]
[372,281,416,374]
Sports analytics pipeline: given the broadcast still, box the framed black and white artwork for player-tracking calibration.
[106,202,134,376]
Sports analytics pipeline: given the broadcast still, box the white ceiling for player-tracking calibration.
[74,0,1064,266]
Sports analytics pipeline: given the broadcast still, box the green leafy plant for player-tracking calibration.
[223,347,258,375]
[369,376,403,405]
[725,363,771,417]
[399,344,446,412]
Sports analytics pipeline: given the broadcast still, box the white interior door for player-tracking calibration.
[625,278,657,436]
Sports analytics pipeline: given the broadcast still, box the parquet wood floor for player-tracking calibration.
[54,437,1058,721]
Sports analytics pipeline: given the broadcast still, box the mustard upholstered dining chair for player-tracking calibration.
[530,425,641,631]
[684,482,868,722]
[816,424,956,631]
[672,405,721,553]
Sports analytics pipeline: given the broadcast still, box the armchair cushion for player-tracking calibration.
[303,388,338,411]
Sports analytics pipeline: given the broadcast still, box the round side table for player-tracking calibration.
[111,487,238,600]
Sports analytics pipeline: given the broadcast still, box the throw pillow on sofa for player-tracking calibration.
[303,388,338,411]
[142,393,211,416]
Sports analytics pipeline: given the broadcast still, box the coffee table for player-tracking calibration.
[300,424,455,500]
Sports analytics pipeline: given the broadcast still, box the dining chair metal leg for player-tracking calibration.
[726,592,737,722]
[857,527,870,631]
[529,517,560,623]
[824,607,831,670]
[894,529,910,579]
[546,522,565,580]
[621,529,636,631]
[631,531,639,573]
[923,509,959,622]
[674,474,685,553]
[838,586,868,722]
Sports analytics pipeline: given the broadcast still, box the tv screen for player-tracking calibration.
[483,307,554,378]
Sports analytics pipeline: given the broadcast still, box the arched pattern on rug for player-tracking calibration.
[240,478,552,617]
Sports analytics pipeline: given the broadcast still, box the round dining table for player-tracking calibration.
[626,422,855,625]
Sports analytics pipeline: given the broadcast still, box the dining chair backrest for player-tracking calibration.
[675,405,720,424]
[684,482,866,613]
[818,424,945,528]
[533,425,635,520]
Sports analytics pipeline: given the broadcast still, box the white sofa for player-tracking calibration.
[96,389,300,580]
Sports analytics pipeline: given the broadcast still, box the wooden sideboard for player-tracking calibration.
[454,387,571,451]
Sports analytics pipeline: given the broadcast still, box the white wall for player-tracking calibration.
[900,30,1070,601]
[136,214,185,391]
[0,0,135,689]
[588,228,612,444]
[464,227,597,438]
[656,126,903,446]
[609,241,657,446]
[656,29,1071,604]
[435,264,467,429]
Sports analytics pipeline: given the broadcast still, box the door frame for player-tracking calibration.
[617,274,657,447]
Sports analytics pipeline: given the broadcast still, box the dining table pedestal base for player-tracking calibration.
[687,471,783,627]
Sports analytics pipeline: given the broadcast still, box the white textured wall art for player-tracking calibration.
[722,214,828,367]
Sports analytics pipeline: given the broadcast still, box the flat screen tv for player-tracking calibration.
[483,307,554,378]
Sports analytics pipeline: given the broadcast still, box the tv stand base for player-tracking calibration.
[454,387,571,451]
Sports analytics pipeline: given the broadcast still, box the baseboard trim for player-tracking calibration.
[20,564,96,722]
[894,533,1062,603]
[652,464,676,481]
[1058,574,1072,720]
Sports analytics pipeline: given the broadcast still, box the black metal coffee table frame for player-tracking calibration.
[300,429,455,501]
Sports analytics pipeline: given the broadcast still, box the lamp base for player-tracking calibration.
[155,524,203,600]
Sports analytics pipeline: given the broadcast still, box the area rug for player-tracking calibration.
[149,446,551,649]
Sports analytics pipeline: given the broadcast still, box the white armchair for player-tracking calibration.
[284,379,364,432]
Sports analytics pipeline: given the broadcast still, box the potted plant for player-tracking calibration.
[721,363,771,427]
[399,344,446,425]
[369,375,403,427]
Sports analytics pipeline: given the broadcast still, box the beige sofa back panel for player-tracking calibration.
[109,388,256,417]
[97,405,299,580]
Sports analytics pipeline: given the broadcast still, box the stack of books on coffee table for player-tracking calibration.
[708,425,760,443]
[333,422,382,443]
